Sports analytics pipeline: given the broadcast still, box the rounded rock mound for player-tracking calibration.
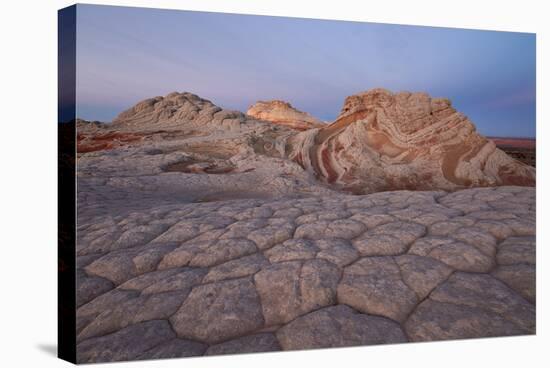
[285,88,535,193]
[247,100,324,131]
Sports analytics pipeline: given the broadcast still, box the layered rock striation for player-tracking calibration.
[77,89,535,194]
[286,88,535,193]
[247,100,324,131]
[74,89,536,363]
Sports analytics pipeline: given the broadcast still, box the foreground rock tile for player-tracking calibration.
[394,255,453,299]
[202,253,269,283]
[77,320,176,363]
[74,182,536,362]
[496,236,536,265]
[429,272,535,332]
[405,300,529,341]
[427,241,495,273]
[78,290,189,342]
[170,278,264,343]
[136,338,207,360]
[492,264,536,304]
[405,272,535,341]
[314,238,359,267]
[277,305,407,350]
[337,257,418,322]
[254,259,340,325]
[77,270,114,307]
[205,333,281,356]
[265,239,319,263]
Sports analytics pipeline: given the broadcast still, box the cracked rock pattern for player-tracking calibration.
[76,185,535,363]
[74,90,535,363]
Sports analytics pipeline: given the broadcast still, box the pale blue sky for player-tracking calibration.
[75,4,536,137]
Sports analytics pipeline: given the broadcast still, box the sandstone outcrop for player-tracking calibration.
[247,100,324,131]
[285,88,535,193]
[83,89,534,193]
[74,89,536,362]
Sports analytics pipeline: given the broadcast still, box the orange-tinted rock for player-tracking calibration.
[247,100,324,131]
[76,89,535,194]
[77,130,144,153]
[286,88,535,193]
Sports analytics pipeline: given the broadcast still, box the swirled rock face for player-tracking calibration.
[111,92,261,133]
[247,100,324,131]
[77,89,535,196]
[285,88,535,193]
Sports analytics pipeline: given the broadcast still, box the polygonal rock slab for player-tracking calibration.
[205,333,281,356]
[77,288,138,323]
[337,257,418,322]
[131,243,180,274]
[113,222,171,251]
[78,290,189,342]
[253,261,302,326]
[427,241,494,273]
[141,268,207,294]
[295,219,366,240]
[496,236,535,265]
[151,221,201,244]
[117,268,185,291]
[254,259,340,325]
[77,271,114,307]
[220,218,268,239]
[474,220,514,240]
[136,339,207,360]
[492,264,536,304]
[265,239,319,263]
[170,278,264,343]
[189,238,257,267]
[314,238,359,267]
[277,305,407,350]
[429,272,535,332]
[369,221,426,245]
[203,253,269,283]
[450,227,497,257]
[405,300,530,342]
[352,234,407,256]
[429,219,474,236]
[408,236,456,256]
[247,223,295,250]
[349,213,395,229]
[324,219,367,239]
[502,217,535,236]
[157,242,208,270]
[77,320,176,363]
[85,250,138,285]
[394,255,453,299]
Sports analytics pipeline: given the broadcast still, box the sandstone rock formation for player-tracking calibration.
[76,186,536,363]
[112,92,257,132]
[80,89,534,194]
[285,88,535,193]
[247,100,324,131]
[74,89,536,363]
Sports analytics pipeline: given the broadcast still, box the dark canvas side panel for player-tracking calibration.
[58,4,76,364]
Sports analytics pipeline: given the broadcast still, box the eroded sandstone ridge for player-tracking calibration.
[78,89,534,194]
[286,89,535,193]
[247,100,324,131]
[75,89,536,363]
